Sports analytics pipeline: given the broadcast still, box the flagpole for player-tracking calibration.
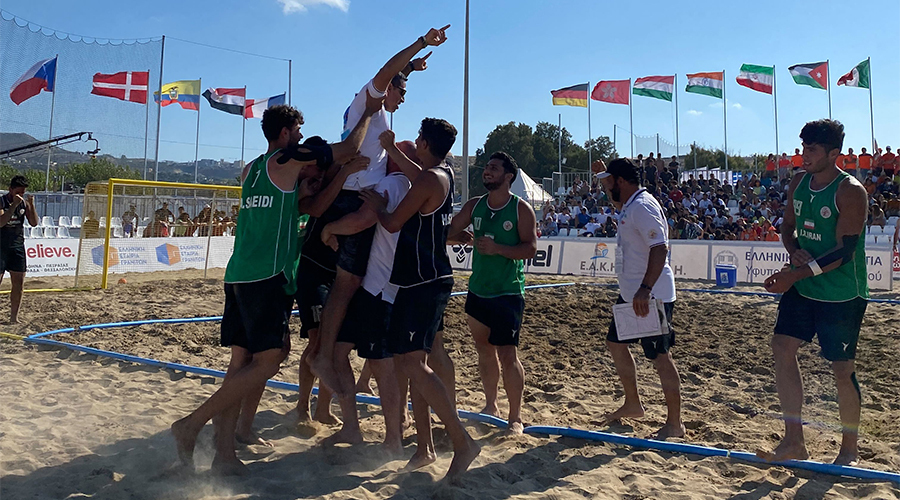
[613,125,617,156]
[826,59,832,119]
[867,57,875,153]
[143,68,150,180]
[587,81,592,172]
[194,77,201,184]
[773,65,780,175]
[628,78,634,158]
[558,113,562,174]
[462,0,470,202]
[723,69,728,171]
[45,54,59,195]
[154,35,165,183]
[287,59,292,106]
[674,74,680,157]
[241,86,247,168]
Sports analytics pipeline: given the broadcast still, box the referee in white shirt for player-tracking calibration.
[594,158,685,441]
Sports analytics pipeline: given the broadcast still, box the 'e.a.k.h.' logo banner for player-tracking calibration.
[156,243,181,266]
[91,245,119,267]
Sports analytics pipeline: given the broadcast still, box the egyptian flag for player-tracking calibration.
[202,87,245,115]
[551,83,589,107]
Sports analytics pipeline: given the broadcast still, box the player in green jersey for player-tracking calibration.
[448,152,537,434]
[760,119,869,466]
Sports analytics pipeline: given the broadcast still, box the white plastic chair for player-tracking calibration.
[56,226,71,238]
[136,226,146,238]
[142,217,151,224]
[58,216,71,227]
[71,216,83,228]
[99,217,107,227]
[41,216,53,227]
[111,217,123,228]
[24,219,32,228]
[43,226,56,239]
[30,226,43,238]
[113,226,124,238]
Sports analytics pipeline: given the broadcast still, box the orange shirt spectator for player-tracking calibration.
[765,227,780,241]
[778,156,791,169]
[741,228,759,241]
[835,153,847,170]
[844,150,858,171]
[791,149,803,168]
[859,151,873,171]
[883,148,897,175]
[765,158,776,172]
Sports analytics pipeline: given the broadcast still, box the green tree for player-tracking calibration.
[470,122,536,197]
[0,164,46,191]
[683,144,750,172]
[64,157,140,188]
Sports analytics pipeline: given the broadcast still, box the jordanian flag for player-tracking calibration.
[788,62,828,90]
[837,59,870,89]
[551,83,589,107]
[633,75,674,101]
[685,71,724,98]
[202,87,246,115]
[736,64,773,94]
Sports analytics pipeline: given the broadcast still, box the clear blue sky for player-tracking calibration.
[2,0,898,167]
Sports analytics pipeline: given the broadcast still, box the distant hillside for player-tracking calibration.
[0,132,40,152]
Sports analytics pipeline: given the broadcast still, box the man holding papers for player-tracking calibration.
[594,158,684,440]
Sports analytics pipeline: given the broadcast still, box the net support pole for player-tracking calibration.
[461,0,470,203]
[867,57,875,153]
[45,54,59,197]
[203,190,217,279]
[194,77,201,184]
[101,180,115,289]
[143,68,151,181]
[154,36,165,183]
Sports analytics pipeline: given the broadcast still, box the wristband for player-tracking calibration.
[808,260,823,276]
[417,35,427,47]
[639,283,652,291]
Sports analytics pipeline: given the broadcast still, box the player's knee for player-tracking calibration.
[771,335,799,357]
[497,346,519,366]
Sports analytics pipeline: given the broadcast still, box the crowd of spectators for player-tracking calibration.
[539,146,900,241]
[81,202,239,238]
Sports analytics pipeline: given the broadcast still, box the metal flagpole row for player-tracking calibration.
[587,81,592,172]
[194,77,201,184]
[628,78,634,158]
[45,54,59,196]
[723,69,728,171]
[674,74,680,157]
[773,65,780,162]
[154,36,165,183]
[143,68,150,180]
[867,57,875,153]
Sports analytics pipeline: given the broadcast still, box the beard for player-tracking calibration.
[610,185,622,202]
[483,180,502,191]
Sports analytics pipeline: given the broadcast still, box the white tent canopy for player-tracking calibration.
[511,170,552,207]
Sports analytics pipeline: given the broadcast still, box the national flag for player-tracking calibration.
[837,59,870,89]
[685,72,724,98]
[91,71,149,104]
[632,75,674,101]
[244,93,286,119]
[735,64,774,94]
[788,62,828,90]
[551,83,589,107]
[9,57,57,105]
[591,80,630,105]
[202,87,245,115]
[153,80,201,110]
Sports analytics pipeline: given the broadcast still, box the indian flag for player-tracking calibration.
[632,75,674,101]
[685,72,724,98]
[788,61,828,90]
[735,64,774,94]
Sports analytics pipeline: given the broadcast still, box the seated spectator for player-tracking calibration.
[174,206,195,237]
[144,219,169,237]
[82,210,101,239]
[541,217,558,237]
[557,209,571,236]
[121,205,138,238]
[154,202,174,223]
[869,204,887,230]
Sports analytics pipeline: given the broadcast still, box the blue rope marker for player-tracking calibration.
[20,281,900,485]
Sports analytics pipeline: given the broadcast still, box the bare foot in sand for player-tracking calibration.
[598,402,645,427]
[480,404,499,417]
[310,360,346,397]
[171,418,198,469]
[756,439,810,462]
[236,431,272,448]
[211,455,249,476]
[507,421,524,435]
[443,437,481,482]
[321,428,364,446]
[652,423,686,441]
[833,452,859,466]
[313,410,341,426]
[401,448,436,472]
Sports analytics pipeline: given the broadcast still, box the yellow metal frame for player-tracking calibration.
[99,178,242,289]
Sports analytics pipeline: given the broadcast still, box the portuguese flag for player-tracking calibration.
[788,61,828,90]
[837,59,870,89]
[551,83,589,107]
[736,64,774,94]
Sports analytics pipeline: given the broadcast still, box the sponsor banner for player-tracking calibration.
[668,242,709,279]
[559,240,617,277]
[73,236,236,277]
[23,240,79,276]
[448,243,473,270]
[524,239,562,274]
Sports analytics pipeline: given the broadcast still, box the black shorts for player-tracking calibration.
[331,190,376,277]
[465,293,525,347]
[294,258,336,338]
[774,286,867,362]
[0,243,26,274]
[389,277,453,355]
[337,289,392,360]
[607,295,676,360]
[222,273,293,354]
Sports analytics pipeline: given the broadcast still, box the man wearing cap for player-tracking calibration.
[593,159,684,440]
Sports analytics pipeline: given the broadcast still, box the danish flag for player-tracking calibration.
[91,71,149,104]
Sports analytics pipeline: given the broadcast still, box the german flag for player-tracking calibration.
[551,83,589,107]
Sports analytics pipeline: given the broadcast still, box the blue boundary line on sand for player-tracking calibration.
[18,281,900,485]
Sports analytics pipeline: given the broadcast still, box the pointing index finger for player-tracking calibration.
[421,51,433,60]
[440,24,451,31]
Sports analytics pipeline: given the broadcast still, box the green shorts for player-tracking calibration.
[774,287,867,361]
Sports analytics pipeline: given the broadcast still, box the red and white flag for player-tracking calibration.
[91,71,149,104]
[591,80,630,105]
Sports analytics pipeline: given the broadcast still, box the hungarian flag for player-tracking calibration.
[244,93,286,119]
[837,59,870,89]
[591,80,629,104]
[91,71,149,104]
[9,57,57,105]
[633,75,674,101]
[788,62,828,90]
[735,64,773,94]
[551,83,589,107]
[202,87,245,115]
[685,71,724,98]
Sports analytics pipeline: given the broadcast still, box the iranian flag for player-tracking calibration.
[685,71,724,98]
[837,59,870,89]
[735,64,773,94]
[788,61,828,90]
[632,75,674,101]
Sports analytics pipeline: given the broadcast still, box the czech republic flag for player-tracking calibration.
[9,57,57,105]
